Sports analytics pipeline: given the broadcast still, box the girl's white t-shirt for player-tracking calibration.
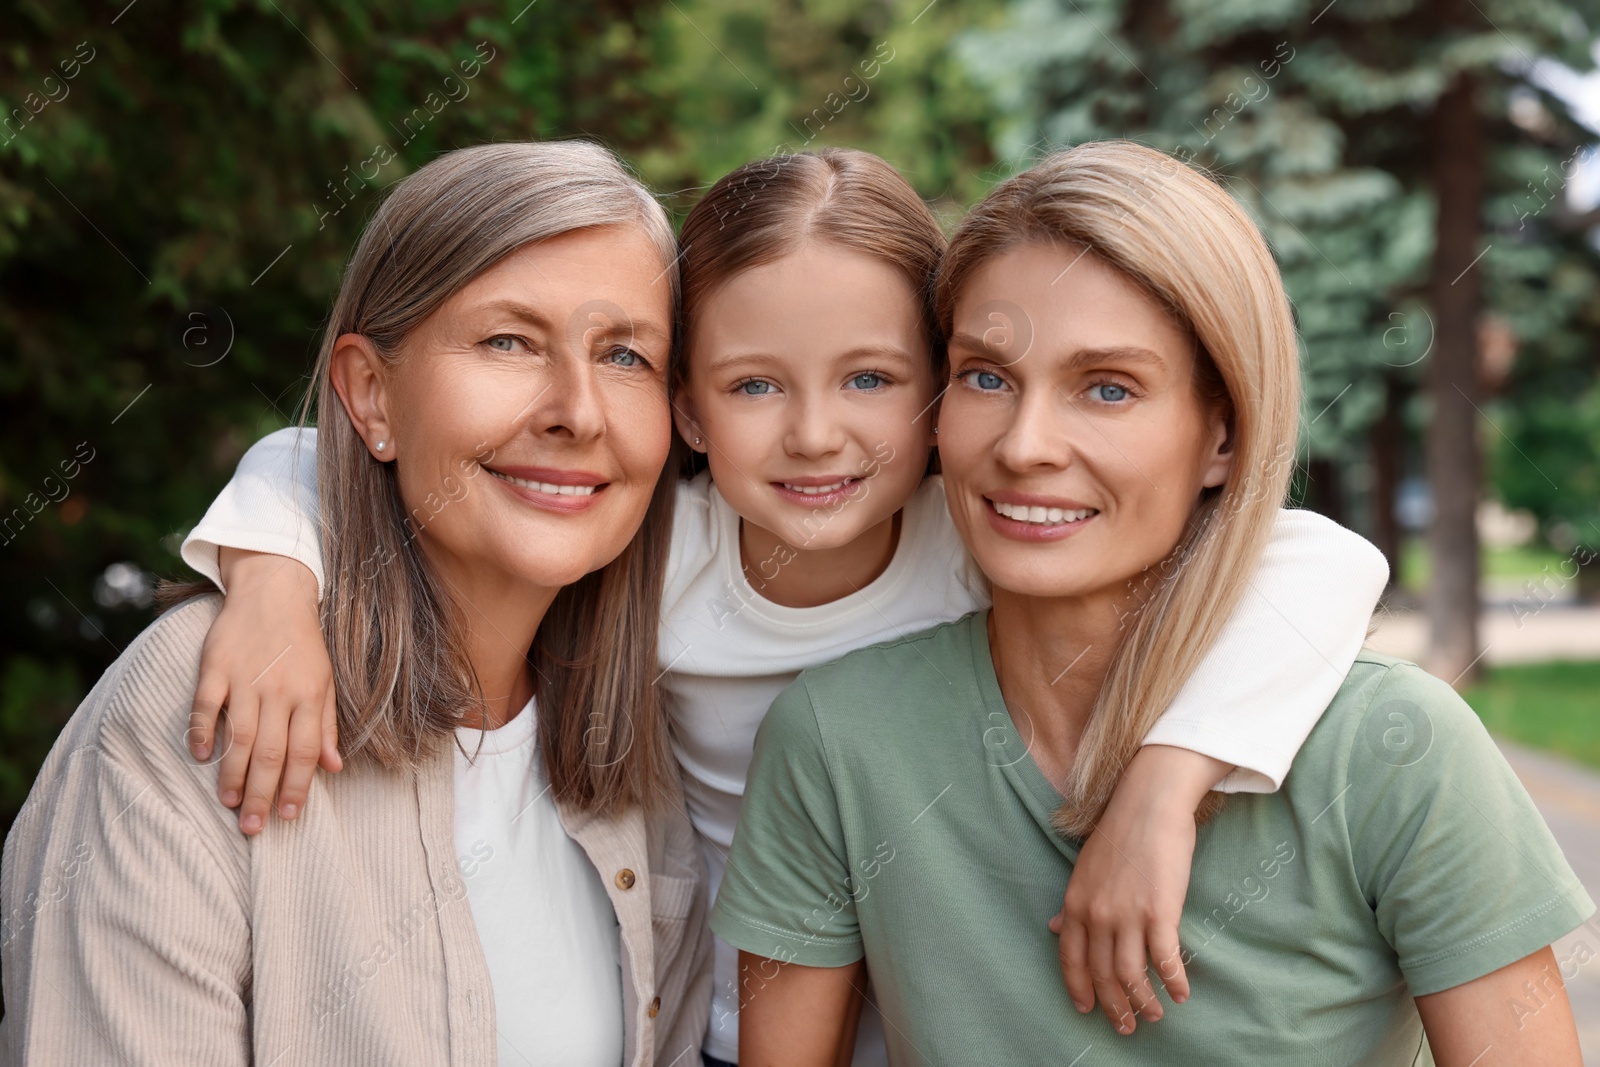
[453,698,624,1066]
[658,469,986,1061]
[182,427,1389,1064]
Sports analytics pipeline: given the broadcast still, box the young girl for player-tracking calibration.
[180,147,1388,1063]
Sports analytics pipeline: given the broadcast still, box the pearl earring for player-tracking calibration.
[375,440,386,452]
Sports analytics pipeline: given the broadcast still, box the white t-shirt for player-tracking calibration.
[453,697,624,1067]
[182,427,1390,1064]
[659,471,982,1061]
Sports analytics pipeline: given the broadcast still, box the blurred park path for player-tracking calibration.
[1367,602,1600,668]
[1367,602,1600,1060]
[1494,740,1600,1065]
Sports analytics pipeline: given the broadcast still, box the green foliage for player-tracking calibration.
[635,0,1006,215]
[7,0,1600,834]
[957,0,1600,537]
[0,0,1006,836]
[0,0,687,836]
[1488,214,1600,547]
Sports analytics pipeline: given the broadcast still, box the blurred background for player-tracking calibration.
[5,0,1600,1055]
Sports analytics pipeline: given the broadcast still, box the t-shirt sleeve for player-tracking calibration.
[180,426,325,599]
[1142,508,1389,793]
[1343,661,1595,997]
[709,678,865,969]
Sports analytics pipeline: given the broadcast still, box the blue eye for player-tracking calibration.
[1092,383,1129,403]
[606,348,645,368]
[964,370,1005,391]
[849,372,885,390]
[736,379,773,396]
[486,336,518,352]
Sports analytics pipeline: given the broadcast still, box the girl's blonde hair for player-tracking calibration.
[306,140,680,814]
[937,140,1302,836]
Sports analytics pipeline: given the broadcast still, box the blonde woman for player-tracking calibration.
[0,142,710,1066]
[713,142,1593,1064]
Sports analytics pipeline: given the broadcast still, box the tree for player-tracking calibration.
[635,0,1006,215]
[0,0,1013,841]
[0,0,683,838]
[1426,54,1486,685]
[958,0,1600,684]
[1488,89,1600,598]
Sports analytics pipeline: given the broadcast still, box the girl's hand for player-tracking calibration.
[190,547,339,835]
[1048,746,1230,1034]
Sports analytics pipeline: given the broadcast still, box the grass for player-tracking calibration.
[1462,660,1600,772]
[1398,539,1566,593]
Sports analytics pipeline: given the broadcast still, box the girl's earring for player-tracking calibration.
[933,426,939,436]
[693,435,703,446]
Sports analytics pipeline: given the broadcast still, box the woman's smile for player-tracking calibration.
[484,464,609,513]
[983,492,1100,541]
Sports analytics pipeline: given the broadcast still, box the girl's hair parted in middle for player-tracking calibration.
[673,147,948,395]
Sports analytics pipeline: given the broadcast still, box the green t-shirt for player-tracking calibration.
[711,611,1594,1065]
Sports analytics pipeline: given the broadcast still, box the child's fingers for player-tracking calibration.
[318,685,342,774]
[1056,915,1095,1014]
[1088,928,1137,1035]
[274,699,325,821]
[1115,928,1162,1023]
[189,674,228,763]
[215,692,257,811]
[1149,922,1189,1005]
[235,700,291,836]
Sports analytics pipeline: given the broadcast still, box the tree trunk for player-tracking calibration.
[1302,458,1346,526]
[1425,68,1485,687]
[1370,372,1405,592]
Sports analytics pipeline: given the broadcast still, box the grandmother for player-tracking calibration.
[1,141,710,1066]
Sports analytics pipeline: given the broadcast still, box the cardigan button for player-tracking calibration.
[648,996,661,1018]
[615,868,636,890]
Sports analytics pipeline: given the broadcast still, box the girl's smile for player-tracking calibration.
[771,474,869,508]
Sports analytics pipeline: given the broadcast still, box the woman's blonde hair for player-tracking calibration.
[937,140,1302,836]
[306,141,680,814]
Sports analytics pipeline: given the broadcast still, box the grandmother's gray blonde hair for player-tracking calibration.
[937,140,1302,836]
[302,141,680,813]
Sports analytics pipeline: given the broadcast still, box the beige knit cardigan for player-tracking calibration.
[0,595,712,1065]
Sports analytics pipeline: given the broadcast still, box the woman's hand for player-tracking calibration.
[190,547,339,835]
[1049,745,1229,1034]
